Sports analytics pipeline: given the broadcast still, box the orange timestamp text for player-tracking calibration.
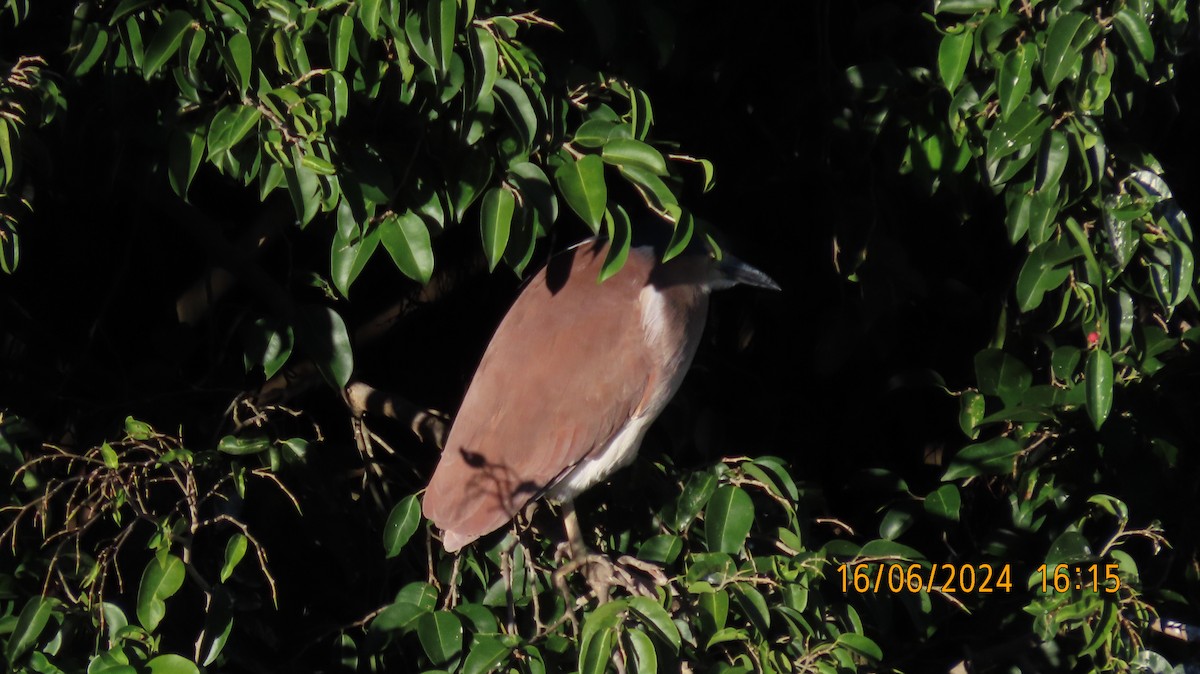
[837,562,1014,594]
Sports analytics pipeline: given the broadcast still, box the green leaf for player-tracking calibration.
[974,349,1032,407]
[168,123,205,199]
[958,391,985,438]
[462,634,511,674]
[1113,8,1155,64]
[1085,348,1113,430]
[578,620,616,674]
[1052,346,1082,381]
[146,654,199,674]
[937,29,972,93]
[109,0,154,24]
[224,33,251,94]
[207,105,262,158]
[997,42,1033,119]
[555,155,607,232]
[217,435,270,455]
[924,484,961,520]
[985,104,1049,164]
[418,611,463,665]
[471,28,499,102]
[858,538,926,560]
[293,304,354,389]
[943,437,1021,481]
[1046,530,1094,567]
[405,10,437,70]
[1042,12,1089,92]
[601,138,667,176]
[143,10,193,79]
[5,597,58,666]
[673,472,717,532]
[100,442,119,468]
[628,87,653,139]
[1015,238,1077,311]
[70,24,109,77]
[200,591,234,666]
[837,633,882,661]
[428,0,457,74]
[383,494,422,558]
[1147,241,1194,310]
[220,534,247,583]
[493,79,537,153]
[599,205,632,282]
[480,188,515,272]
[329,14,352,71]
[573,119,623,148]
[380,211,435,284]
[450,152,495,221]
[878,508,913,540]
[729,584,770,635]
[1108,289,1134,349]
[331,204,381,298]
[508,162,557,229]
[619,164,678,216]
[933,0,995,13]
[360,0,382,38]
[1036,131,1069,193]
[695,588,729,634]
[624,630,657,674]
[88,650,136,674]
[137,554,185,631]
[628,597,680,654]
[664,210,695,262]
[704,485,754,554]
[637,535,683,564]
[373,602,428,634]
[1081,599,1118,658]
[327,71,349,122]
[125,416,154,439]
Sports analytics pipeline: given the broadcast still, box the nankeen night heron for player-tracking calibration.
[422,238,778,556]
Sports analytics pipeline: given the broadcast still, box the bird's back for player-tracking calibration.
[423,241,658,551]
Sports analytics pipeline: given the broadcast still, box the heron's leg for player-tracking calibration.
[553,501,668,627]
[554,501,615,605]
[562,499,589,561]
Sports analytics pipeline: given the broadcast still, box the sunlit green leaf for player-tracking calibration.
[937,28,972,93]
[555,155,606,232]
[462,634,511,674]
[599,205,631,282]
[5,596,58,666]
[1113,8,1155,65]
[943,437,1021,481]
[480,187,514,272]
[1042,12,1089,92]
[1085,348,1113,430]
[601,138,667,176]
[417,611,463,665]
[381,211,435,284]
[705,486,754,554]
[293,304,354,389]
[145,654,199,674]
[924,484,961,520]
[221,534,247,583]
[143,10,193,79]
[137,555,184,631]
[383,494,422,558]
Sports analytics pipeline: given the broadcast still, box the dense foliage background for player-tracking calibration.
[3,0,1200,672]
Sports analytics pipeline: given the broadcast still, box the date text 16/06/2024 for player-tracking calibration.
[837,563,1123,594]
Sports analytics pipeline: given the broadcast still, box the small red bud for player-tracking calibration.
[1087,331,1100,348]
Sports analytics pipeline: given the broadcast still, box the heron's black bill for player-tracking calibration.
[722,257,781,291]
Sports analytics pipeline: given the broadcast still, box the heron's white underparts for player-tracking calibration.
[423,239,778,552]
